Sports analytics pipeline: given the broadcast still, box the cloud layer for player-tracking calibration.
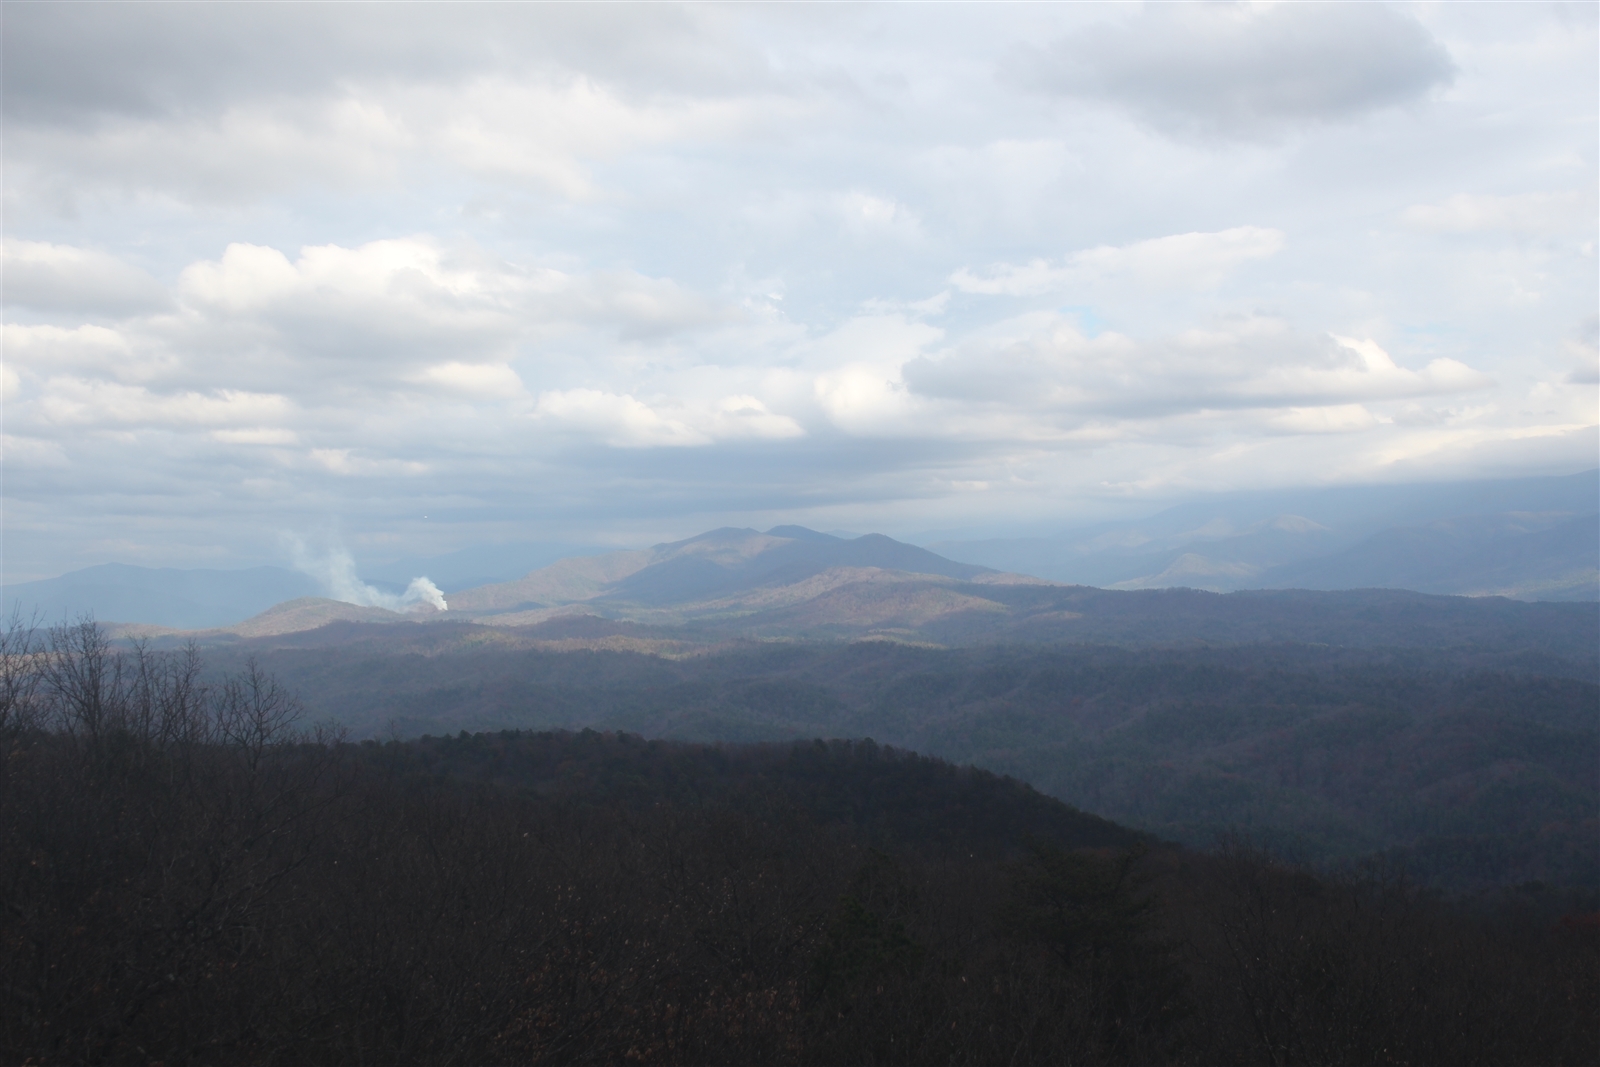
[1014,2,1456,140]
[1,2,1594,580]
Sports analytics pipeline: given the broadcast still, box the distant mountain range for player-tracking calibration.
[4,472,1594,634]
[444,525,1011,622]
[17,526,1038,640]
[0,563,321,631]
[932,470,1598,600]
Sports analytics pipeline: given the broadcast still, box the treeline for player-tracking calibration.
[1,624,1596,1065]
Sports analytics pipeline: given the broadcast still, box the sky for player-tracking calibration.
[2,1,1596,582]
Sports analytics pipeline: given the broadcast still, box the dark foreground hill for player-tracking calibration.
[403,729,1143,855]
[2,629,1595,1066]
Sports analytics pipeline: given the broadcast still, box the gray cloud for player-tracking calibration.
[1013,2,1456,141]
[3,240,171,317]
[1566,316,1600,384]
[1,3,769,124]
[0,3,1593,582]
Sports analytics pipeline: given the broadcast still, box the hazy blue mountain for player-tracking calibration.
[932,471,1599,599]
[8,528,1004,634]
[19,472,1596,632]
[1259,512,1599,600]
[448,526,999,617]
[1,543,616,630]
[1,563,319,629]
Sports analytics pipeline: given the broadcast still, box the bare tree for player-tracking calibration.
[0,610,42,734]
[40,616,122,741]
[215,656,302,769]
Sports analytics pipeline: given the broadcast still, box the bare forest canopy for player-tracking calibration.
[0,621,1595,1066]
[183,602,1600,896]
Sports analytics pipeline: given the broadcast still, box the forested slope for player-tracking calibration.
[2,625,1594,1065]
[218,637,1599,893]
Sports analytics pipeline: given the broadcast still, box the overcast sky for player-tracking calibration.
[3,1,1596,581]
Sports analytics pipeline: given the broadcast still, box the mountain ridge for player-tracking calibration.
[933,471,1598,599]
[9,470,1596,637]
[447,526,1003,620]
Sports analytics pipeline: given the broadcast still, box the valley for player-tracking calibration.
[9,516,1593,898]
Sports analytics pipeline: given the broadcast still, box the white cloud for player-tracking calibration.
[307,449,428,477]
[736,188,929,248]
[915,140,1079,227]
[1400,190,1595,236]
[952,226,1285,296]
[212,427,299,446]
[34,379,292,430]
[1266,404,1383,435]
[1564,317,1599,384]
[424,77,758,199]
[704,394,806,441]
[175,239,532,347]
[410,362,526,399]
[3,323,152,381]
[6,59,774,206]
[904,318,1492,428]
[835,192,924,241]
[797,315,944,372]
[813,364,919,435]
[534,389,710,447]
[560,271,731,339]
[177,243,304,312]
[532,388,802,447]
[175,239,721,353]
[787,314,946,435]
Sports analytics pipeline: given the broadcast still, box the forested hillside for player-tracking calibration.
[2,624,1594,1065]
[210,631,1600,894]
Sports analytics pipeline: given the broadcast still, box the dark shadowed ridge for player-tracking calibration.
[407,729,1146,856]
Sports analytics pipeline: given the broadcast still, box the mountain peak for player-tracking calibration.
[442,526,1000,619]
[765,525,841,542]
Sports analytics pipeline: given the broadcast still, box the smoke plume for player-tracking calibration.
[285,535,448,612]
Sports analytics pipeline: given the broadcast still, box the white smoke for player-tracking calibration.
[285,535,448,612]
